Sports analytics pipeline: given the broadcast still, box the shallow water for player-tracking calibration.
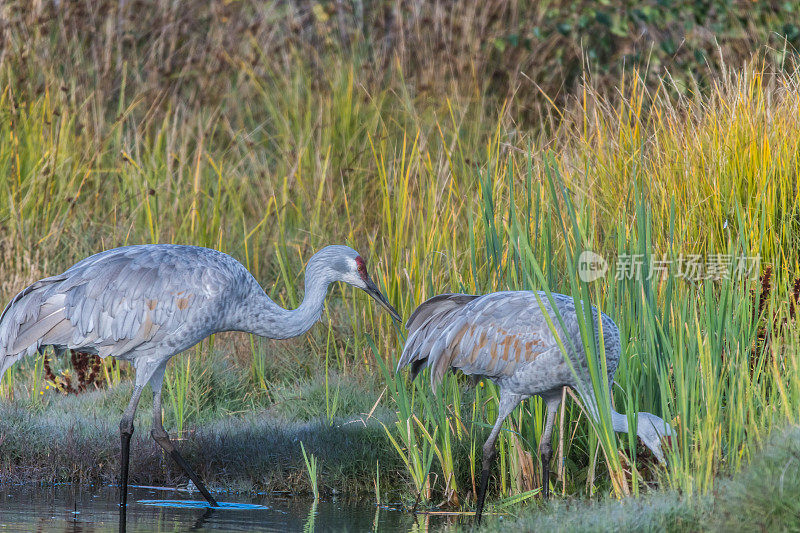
[0,484,463,532]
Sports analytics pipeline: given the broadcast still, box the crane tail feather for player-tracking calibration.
[397,293,478,383]
[0,278,69,380]
[10,309,67,355]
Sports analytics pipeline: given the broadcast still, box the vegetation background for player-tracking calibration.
[1,1,799,529]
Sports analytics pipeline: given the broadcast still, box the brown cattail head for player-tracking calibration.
[757,265,772,319]
[790,277,800,320]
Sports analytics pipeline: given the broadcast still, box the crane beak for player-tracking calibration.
[364,278,401,322]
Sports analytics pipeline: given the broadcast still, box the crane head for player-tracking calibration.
[352,255,401,322]
[314,245,401,321]
[635,411,677,465]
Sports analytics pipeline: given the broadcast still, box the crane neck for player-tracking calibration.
[575,386,671,463]
[610,410,629,434]
[241,260,334,340]
[576,387,630,434]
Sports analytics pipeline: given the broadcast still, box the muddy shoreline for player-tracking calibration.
[0,391,404,498]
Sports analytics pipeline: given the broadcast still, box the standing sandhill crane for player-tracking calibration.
[0,244,400,509]
[397,291,675,523]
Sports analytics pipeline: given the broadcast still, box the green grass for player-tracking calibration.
[300,441,320,501]
[477,424,800,532]
[0,360,403,496]
[0,2,799,527]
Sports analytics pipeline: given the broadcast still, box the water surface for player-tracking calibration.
[0,484,463,532]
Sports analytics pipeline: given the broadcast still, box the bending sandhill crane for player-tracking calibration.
[397,291,674,523]
[0,244,400,508]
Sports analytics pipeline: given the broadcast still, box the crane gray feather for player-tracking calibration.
[398,290,621,395]
[398,289,676,471]
[0,242,401,512]
[0,243,394,382]
[0,245,249,376]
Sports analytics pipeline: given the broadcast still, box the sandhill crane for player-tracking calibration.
[0,244,400,509]
[397,291,674,523]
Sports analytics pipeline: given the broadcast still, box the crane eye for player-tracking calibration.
[355,256,367,276]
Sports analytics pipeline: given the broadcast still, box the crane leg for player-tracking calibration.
[538,395,561,500]
[119,382,146,508]
[475,390,523,525]
[149,365,218,507]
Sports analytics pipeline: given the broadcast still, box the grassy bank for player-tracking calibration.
[0,332,404,497]
[1,0,800,523]
[478,424,800,532]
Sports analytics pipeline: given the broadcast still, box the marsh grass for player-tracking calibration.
[0,389,401,496]
[0,0,798,518]
[300,441,320,501]
[477,424,800,532]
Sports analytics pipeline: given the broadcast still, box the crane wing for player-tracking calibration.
[399,290,622,390]
[398,293,478,378]
[400,292,565,387]
[404,293,480,333]
[0,246,231,376]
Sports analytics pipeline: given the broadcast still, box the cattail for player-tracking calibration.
[757,265,772,319]
[790,277,800,320]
